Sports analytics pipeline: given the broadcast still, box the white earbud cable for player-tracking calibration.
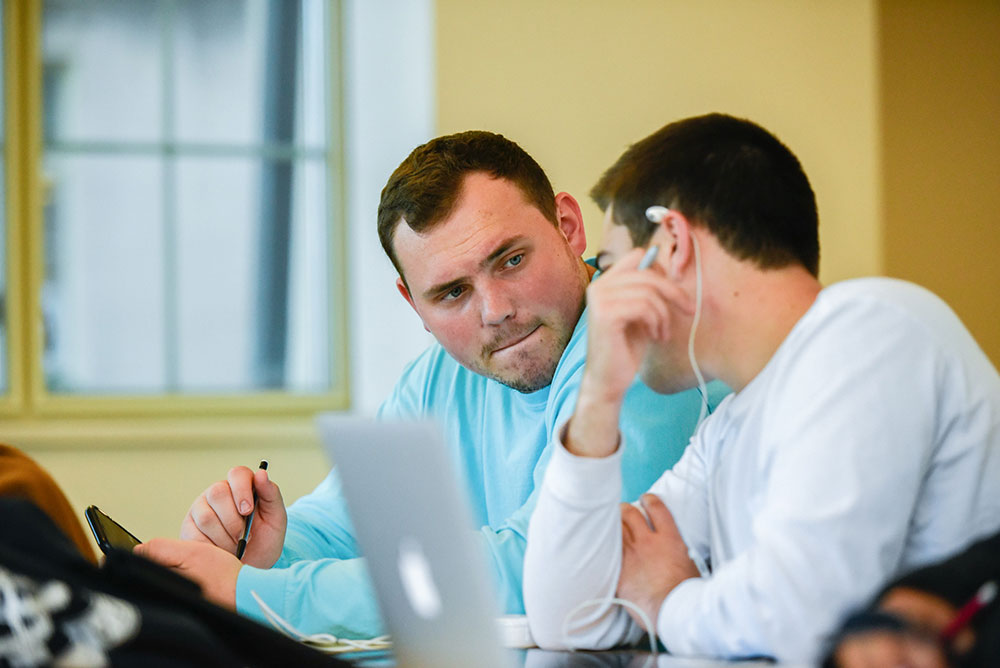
[250,590,392,654]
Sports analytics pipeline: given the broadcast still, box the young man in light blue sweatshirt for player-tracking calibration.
[137,131,725,637]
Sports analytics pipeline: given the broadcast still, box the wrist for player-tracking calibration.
[565,378,625,458]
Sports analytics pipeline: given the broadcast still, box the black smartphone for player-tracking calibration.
[85,505,142,554]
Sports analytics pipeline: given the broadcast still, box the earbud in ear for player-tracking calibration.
[645,206,671,223]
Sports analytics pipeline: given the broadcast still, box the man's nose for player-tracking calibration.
[479,283,515,326]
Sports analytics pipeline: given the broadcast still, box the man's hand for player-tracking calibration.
[831,630,948,668]
[567,247,692,458]
[830,587,966,667]
[180,466,286,568]
[134,538,242,610]
[617,494,698,631]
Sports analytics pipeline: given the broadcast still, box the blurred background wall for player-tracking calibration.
[24,0,1000,547]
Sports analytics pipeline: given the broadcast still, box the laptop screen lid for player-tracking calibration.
[316,413,515,668]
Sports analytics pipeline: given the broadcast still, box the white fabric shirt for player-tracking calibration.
[524,278,1000,662]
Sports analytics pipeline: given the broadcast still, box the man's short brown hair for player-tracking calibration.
[591,113,820,277]
[377,131,557,280]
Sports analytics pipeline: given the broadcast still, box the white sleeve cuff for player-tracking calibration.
[656,575,706,656]
[545,420,623,509]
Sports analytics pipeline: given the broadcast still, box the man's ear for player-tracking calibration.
[396,276,417,311]
[553,192,587,256]
[658,211,695,280]
[396,277,430,332]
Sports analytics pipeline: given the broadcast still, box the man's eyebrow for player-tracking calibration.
[482,236,525,267]
[420,236,528,300]
[422,277,466,301]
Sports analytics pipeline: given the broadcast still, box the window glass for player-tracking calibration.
[43,1,162,143]
[42,154,166,393]
[42,0,334,395]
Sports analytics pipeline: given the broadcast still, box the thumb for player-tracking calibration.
[640,494,679,536]
[253,469,284,509]
[134,537,186,568]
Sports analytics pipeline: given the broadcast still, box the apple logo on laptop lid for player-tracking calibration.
[397,536,443,620]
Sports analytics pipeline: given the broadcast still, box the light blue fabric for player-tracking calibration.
[236,303,728,637]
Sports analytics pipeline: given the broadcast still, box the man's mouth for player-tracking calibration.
[490,325,541,356]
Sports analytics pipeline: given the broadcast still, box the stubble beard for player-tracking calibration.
[477,321,573,394]
[478,261,589,393]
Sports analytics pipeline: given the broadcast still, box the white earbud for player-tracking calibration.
[645,205,671,223]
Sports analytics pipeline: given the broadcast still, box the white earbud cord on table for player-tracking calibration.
[561,595,659,663]
[250,590,392,654]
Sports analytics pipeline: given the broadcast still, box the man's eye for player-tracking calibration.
[505,253,524,268]
[442,286,465,301]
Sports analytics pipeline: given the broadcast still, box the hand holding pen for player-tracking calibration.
[236,460,269,560]
[179,458,288,568]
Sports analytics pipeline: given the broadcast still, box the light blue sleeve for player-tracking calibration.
[236,555,384,639]
[234,352,433,637]
[234,466,388,637]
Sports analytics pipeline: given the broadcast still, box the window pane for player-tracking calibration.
[174,1,327,149]
[174,156,330,393]
[43,155,167,393]
[43,1,163,143]
[41,0,334,397]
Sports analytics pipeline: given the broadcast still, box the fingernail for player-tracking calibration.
[240,500,252,514]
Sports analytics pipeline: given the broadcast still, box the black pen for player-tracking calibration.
[235,460,268,560]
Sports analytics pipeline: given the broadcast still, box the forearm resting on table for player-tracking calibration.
[524,443,639,649]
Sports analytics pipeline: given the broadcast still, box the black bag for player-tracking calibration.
[0,497,354,667]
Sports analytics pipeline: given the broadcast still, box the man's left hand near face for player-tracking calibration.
[134,538,242,610]
[618,493,698,631]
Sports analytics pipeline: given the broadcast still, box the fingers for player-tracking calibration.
[226,466,257,516]
[594,246,695,315]
[180,468,257,550]
[589,278,672,343]
[586,255,691,348]
[179,512,217,545]
[620,503,636,543]
[603,246,654,274]
[183,496,238,551]
[621,495,678,537]
[639,494,679,535]
[620,502,652,538]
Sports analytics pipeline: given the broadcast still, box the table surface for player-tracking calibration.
[349,647,796,667]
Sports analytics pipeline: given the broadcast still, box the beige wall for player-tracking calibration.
[879,0,1000,366]
[20,1,1000,548]
[437,0,883,285]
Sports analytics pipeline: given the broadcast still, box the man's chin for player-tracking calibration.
[639,368,696,396]
[491,368,555,394]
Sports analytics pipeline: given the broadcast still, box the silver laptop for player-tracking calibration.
[316,413,516,668]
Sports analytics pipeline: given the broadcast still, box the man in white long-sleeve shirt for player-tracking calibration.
[522,113,1000,663]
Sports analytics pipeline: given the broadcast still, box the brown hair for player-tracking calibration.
[377,131,557,279]
[591,113,820,277]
